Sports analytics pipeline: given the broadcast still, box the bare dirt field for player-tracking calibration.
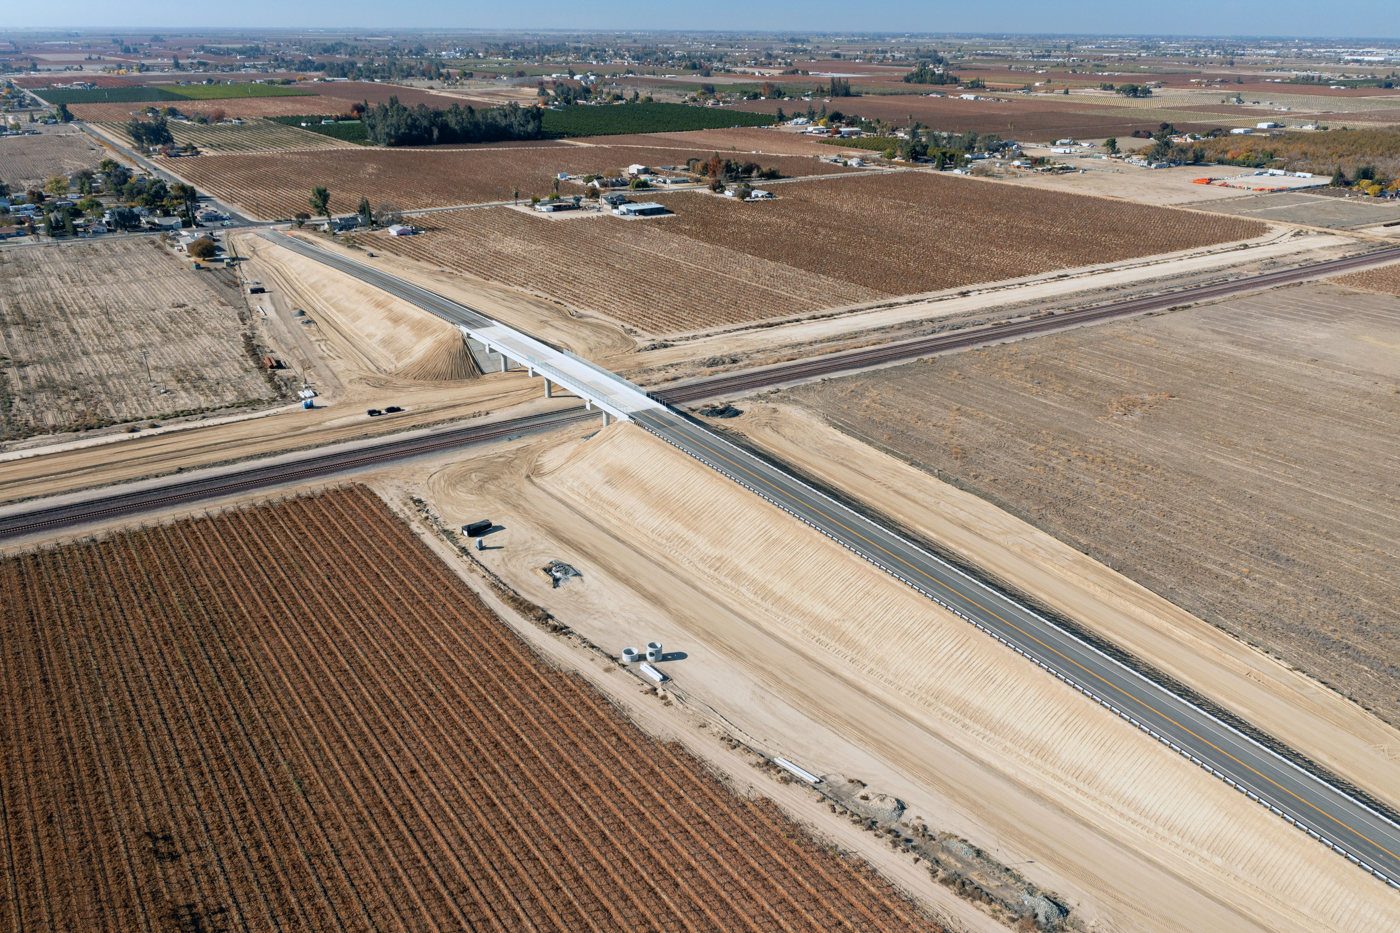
[373,171,1265,336]
[167,144,849,219]
[425,420,1400,933]
[0,239,272,440]
[779,282,1400,729]
[0,485,942,933]
[1183,189,1400,229]
[99,119,355,153]
[372,206,881,335]
[732,96,1225,140]
[0,131,109,189]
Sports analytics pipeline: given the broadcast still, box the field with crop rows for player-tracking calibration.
[170,83,314,100]
[1334,260,1400,295]
[97,119,355,153]
[542,101,777,137]
[638,172,1267,296]
[0,239,269,439]
[376,207,883,334]
[0,485,943,933]
[169,144,849,219]
[35,83,312,105]
[266,116,371,144]
[0,132,108,188]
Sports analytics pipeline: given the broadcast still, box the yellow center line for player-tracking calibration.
[652,415,1400,863]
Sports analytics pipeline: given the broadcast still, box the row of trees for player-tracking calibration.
[903,63,960,86]
[362,97,543,146]
[296,188,403,226]
[126,116,175,148]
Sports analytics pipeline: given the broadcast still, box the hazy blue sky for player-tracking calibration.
[8,1,1400,40]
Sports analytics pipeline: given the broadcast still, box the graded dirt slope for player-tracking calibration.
[782,281,1400,729]
[249,236,479,382]
[0,486,942,933]
[456,422,1400,933]
[0,239,271,440]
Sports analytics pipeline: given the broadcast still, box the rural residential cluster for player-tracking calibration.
[4,22,1400,933]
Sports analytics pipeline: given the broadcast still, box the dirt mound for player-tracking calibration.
[394,328,480,381]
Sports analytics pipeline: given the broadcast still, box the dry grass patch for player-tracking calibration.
[0,239,269,439]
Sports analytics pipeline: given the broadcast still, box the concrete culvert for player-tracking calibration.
[646,641,663,662]
[621,647,638,664]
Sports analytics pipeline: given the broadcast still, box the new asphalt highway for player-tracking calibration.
[6,231,1398,889]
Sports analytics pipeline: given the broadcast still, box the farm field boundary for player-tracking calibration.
[0,485,944,933]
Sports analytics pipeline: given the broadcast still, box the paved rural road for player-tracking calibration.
[8,232,1400,889]
[0,408,591,540]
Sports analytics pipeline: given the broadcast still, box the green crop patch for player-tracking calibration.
[541,102,778,138]
[266,115,370,144]
[169,83,313,100]
[34,86,187,104]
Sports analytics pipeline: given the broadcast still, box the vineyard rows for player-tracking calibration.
[0,486,944,933]
[648,171,1268,295]
[376,206,884,335]
[100,120,356,153]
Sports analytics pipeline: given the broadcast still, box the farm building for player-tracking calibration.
[386,224,417,236]
[612,201,669,217]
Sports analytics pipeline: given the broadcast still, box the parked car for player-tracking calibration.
[366,408,383,417]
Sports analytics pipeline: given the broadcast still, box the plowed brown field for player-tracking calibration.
[166,145,849,220]
[372,173,1265,336]
[0,485,942,933]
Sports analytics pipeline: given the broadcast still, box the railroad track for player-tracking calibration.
[0,408,591,542]
[653,244,1400,404]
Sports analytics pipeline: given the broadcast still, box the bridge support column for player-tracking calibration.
[543,378,553,398]
[501,355,510,373]
[602,411,611,427]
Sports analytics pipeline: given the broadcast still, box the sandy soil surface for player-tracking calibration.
[241,234,479,382]
[992,160,1304,206]
[0,129,109,188]
[417,421,1400,933]
[0,238,272,441]
[778,283,1400,732]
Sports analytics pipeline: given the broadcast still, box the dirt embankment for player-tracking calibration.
[781,281,1400,730]
[424,421,1400,933]
[246,236,480,382]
